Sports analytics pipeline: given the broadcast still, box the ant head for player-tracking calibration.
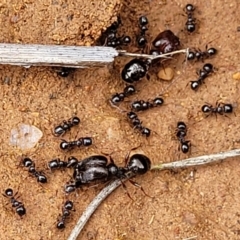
[127,154,151,175]
[5,188,13,197]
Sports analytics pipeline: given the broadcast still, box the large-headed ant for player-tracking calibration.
[152,30,180,54]
[60,137,92,151]
[175,121,191,154]
[121,58,151,83]
[201,102,233,118]
[187,47,217,62]
[137,16,149,48]
[110,85,136,105]
[56,200,74,229]
[185,4,196,33]
[190,63,214,90]
[3,188,26,217]
[127,111,151,137]
[54,116,80,137]
[131,97,164,112]
[65,151,151,198]
[21,157,47,183]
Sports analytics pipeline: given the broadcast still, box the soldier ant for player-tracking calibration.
[3,188,26,217]
[137,16,148,48]
[201,102,233,117]
[21,157,47,183]
[60,137,92,150]
[121,58,151,83]
[152,30,180,54]
[110,85,136,105]
[127,111,151,137]
[187,47,217,62]
[56,200,74,229]
[189,63,214,90]
[54,116,80,137]
[185,4,196,33]
[65,150,151,198]
[175,121,191,154]
[131,97,164,112]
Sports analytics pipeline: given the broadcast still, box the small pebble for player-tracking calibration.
[157,67,174,81]
[232,72,240,80]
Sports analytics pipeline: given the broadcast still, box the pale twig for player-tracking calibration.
[118,48,189,60]
[67,148,240,240]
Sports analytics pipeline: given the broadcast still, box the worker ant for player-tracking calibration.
[53,116,80,137]
[48,156,79,170]
[127,111,151,137]
[201,102,233,117]
[121,58,151,83]
[3,188,26,217]
[152,30,180,54]
[60,137,92,150]
[56,200,74,229]
[187,47,217,62]
[131,97,164,112]
[137,16,149,48]
[110,85,136,105]
[189,63,214,90]
[21,157,47,183]
[185,4,196,33]
[175,121,191,154]
[55,67,75,78]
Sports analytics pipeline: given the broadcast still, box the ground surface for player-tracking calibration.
[0,0,240,240]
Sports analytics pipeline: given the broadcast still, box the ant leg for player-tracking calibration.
[124,145,142,165]
[129,179,152,198]
[120,180,133,201]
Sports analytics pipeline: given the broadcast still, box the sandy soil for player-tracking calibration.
[0,0,240,240]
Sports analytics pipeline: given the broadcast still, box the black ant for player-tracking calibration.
[187,47,217,62]
[55,67,75,78]
[127,112,151,137]
[53,116,80,137]
[137,16,148,48]
[65,150,151,199]
[175,121,191,154]
[21,157,47,183]
[131,97,164,112]
[152,30,180,54]
[201,102,233,117]
[56,200,74,229]
[60,137,92,150]
[185,4,196,33]
[189,63,214,90]
[3,188,26,217]
[48,156,79,170]
[110,85,136,105]
[121,58,151,83]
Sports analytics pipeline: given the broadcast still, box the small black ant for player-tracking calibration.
[55,67,75,77]
[201,102,233,117]
[3,188,26,217]
[56,200,74,229]
[60,137,92,150]
[175,121,191,154]
[110,85,136,105]
[131,97,164,112]
[190,63,214,90]
[187,47,217,62]
[121,58,151,83]
[185,4,196,33]
[127,112,151,137]
[137,16,148,48]
[54,116,80,137]
[21,157,47,183]
[48,158,68,170]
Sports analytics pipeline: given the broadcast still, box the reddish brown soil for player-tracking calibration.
[0,0,240,240]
